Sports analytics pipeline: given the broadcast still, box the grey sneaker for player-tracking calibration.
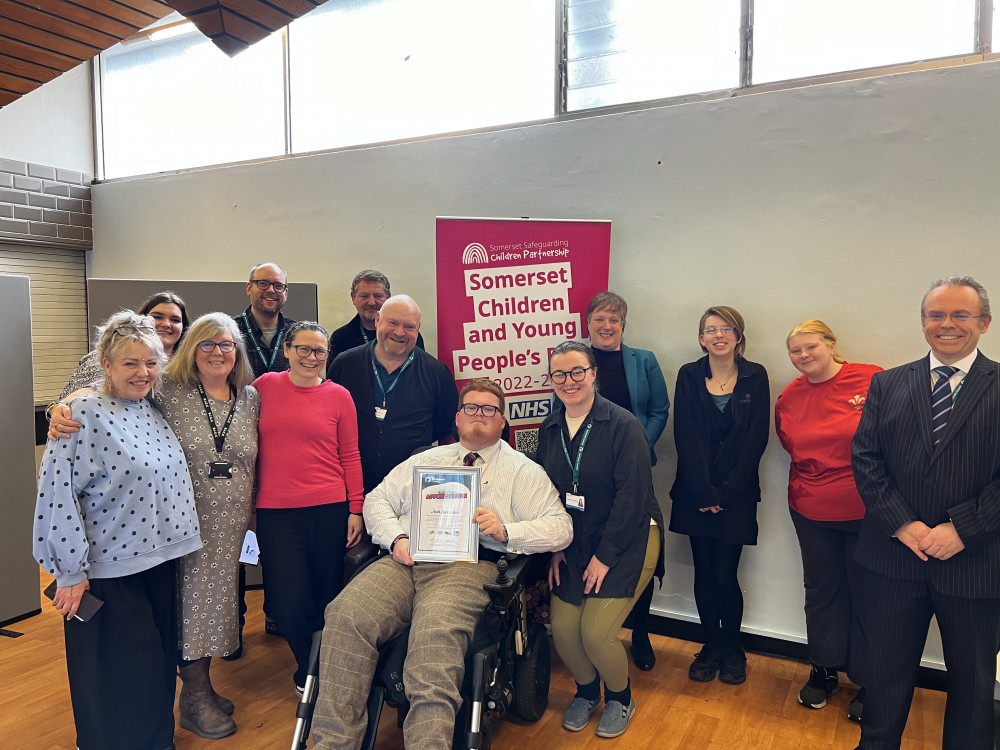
[595,697,636,739]
[562,696,601,732]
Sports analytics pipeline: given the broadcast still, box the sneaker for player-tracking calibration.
[595,698,636,739]
[847,687,865,723]
[294,684,305,699]
[718,647,747,685]
[798,666,839,709]
[561,696,601,732]
[688,647,722,682]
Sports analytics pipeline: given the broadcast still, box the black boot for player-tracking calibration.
[178,657,237,739]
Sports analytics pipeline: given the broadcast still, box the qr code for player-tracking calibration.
[514,428,539,457]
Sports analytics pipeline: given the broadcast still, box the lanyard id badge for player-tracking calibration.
[560,420,593,512]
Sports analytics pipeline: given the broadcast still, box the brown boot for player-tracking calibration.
[179,657,237,739]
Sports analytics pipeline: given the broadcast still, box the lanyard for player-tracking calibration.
[196,381,238,453]
[359,319,372,343]
[371,347,415,408]
[242,312,285,372]
[559,419,593,494]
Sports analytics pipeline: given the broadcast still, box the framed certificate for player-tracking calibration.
[410,465,481,563]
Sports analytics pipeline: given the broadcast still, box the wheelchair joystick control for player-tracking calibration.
[494,557,510,586]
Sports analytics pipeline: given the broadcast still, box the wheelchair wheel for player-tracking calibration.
[513,622,551,722]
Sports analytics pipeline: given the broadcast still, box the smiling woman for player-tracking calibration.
[252,320,365,695]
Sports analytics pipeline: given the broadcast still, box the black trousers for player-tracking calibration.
[790,509,866,684]
[858,567,1000,750]
[256,502,349,687]
[64,561,177,750]
[689,535,744,650]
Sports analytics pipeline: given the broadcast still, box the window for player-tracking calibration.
[566,0,741,111]
[752,0,976,84]
[100,20,286,178]
[288,0,555,153]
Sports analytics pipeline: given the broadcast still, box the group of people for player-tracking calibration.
[33,269,998,750]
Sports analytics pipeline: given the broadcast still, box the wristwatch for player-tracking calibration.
[390,534,408,553]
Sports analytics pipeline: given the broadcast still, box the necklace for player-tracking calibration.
[710,367,737,391]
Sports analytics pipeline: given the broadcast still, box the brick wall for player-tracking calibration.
[0,158,92,245]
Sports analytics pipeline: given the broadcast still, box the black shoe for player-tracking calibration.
[847,687,865,723]
[688,647,722,682]
[630,631,656,671]
[718,647,747,685]
[798,665,839,708]
[264,617,283,637]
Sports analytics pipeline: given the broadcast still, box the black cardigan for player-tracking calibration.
[668,356,769,545]
[537,393,665,604]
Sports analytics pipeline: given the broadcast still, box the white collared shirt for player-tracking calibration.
[928,348,979,392]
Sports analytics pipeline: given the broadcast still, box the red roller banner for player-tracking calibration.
[436,217,611,452]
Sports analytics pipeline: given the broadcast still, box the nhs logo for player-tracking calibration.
[506,394,552,426]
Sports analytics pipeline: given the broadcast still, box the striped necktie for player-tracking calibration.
[931,365,958,445]
[463,452,480,466]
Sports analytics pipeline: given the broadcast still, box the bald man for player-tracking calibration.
[235,262,295,378]
[328,295,458,493]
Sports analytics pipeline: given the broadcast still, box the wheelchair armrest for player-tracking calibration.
[482,553,549,609]
[345,535,380,568]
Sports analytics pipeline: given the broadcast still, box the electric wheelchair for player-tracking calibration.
[291,550,552,750]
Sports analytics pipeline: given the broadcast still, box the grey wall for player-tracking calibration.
[90,59,1000,668]
[0,275,42,624]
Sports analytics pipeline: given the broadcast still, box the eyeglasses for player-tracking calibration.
[923,312,983,323]
[197,341,237,353]
[460,403,501,417]
[702,325,735,336]
[113,324,156,337]
[290,345,329,360]
[549,367,593,384]
[250,279,288,292]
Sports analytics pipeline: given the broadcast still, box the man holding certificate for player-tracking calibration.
[311,378,573,750]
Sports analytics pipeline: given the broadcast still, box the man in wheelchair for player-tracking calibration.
[311,378,573,750]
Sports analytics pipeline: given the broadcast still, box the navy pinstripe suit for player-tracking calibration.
[852,351,1000,750]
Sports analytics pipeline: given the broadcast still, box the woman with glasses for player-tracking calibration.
[583,290,669,672]
[160,313,259,739]
[775,320,881,720]
[57,290,189,401]
[34,311,201,750]
[252,321,365,695]
[47,312,260,740]
[536,341,663,739]
[669,306,769,686]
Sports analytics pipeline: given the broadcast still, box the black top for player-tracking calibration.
[668,356,769,545]
[235,306,295,379]
[328,343,458,493]
[536,393,664,604]
[592,347,631,412]
[327,313,425,370]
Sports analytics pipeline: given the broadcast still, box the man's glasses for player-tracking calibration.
[702,325,735,336]
[290,345,329,360]
[549,367,593,384]
[250,280,288,292]
[923,312,983,323]
[198,341,237,353]
[460,403,501,417]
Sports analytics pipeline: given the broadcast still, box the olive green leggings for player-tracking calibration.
[550,526,660,693]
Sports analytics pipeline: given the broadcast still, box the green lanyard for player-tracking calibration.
[560,420,593,494]
[371,347,415,409]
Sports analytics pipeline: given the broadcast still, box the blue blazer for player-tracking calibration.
[620,343,670,465]
[852,351,1000,598]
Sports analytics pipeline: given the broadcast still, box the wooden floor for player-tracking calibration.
[1,574,946,750]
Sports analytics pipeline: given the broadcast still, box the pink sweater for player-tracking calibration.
[775,362,882,522]
[253,372,364,512]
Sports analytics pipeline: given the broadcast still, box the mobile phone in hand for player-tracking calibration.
[43,580,104,622]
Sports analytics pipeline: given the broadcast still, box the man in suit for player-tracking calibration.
[852,275,1000,750]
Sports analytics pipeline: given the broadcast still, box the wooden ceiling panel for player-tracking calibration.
[0,0,327,108]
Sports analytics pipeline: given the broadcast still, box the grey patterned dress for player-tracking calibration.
[156,377,259,659]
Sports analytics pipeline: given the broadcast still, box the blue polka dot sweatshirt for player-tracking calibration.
[34,391,202,587]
